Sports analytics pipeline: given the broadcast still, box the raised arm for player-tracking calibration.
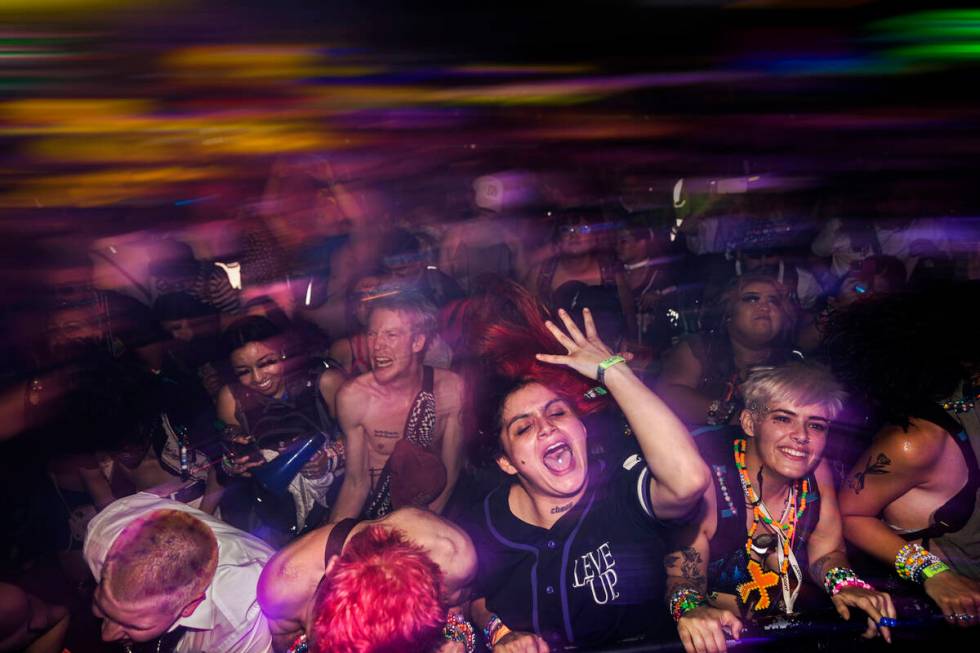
[328,384,371,522]
[536,308,710,520]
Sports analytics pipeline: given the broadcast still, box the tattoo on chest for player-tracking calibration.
[848,453,891,494]
[373,429,402,440]
[550,502,573,515]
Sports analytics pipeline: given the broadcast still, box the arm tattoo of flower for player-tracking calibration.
[848,453,891,494]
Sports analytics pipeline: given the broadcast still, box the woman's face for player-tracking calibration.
[728,280,787,347]
[742,399,831,484]
[557,217,598,257]
[230,340,285,397]
[616,229,649,264]
[497,383,589,500]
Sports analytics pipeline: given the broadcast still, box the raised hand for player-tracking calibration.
[535,308,623,381]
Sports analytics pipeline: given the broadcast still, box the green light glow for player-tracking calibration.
[873,10,980,40]
[889,41,980,60]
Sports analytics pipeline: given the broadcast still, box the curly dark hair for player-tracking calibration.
[821,282,979,428]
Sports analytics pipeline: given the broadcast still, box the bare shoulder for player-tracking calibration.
[336,373,374,411]
[216,385,238,424]
[257,526,331,619]
[318,367,345,391]
[868,420,947,471]
[433,368,464,408]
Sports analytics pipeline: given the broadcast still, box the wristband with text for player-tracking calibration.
[597,355,626,385]
[921,560,951,581]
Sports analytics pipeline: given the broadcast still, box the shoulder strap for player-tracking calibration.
[902,406,978,542]
[423,365,434,393]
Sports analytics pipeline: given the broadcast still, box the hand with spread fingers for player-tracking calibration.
[831,586,897,642]
[493,631,551,653]
[924,570,980,627]
[535,308,628,380]
[677,606,743,653]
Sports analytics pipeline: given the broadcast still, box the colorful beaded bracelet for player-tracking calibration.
[444,610,476,653]
[823,567,871,595]
[895,543,942,584]
[670,586,708,622]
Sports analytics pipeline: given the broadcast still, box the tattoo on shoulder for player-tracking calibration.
[848,453,891,494]
[373,429,401,440]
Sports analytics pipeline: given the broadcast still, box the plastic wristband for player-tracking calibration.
[491,625,512,647]
[484,614,511,649]
[921,560,951,581]
[597,355,626,385]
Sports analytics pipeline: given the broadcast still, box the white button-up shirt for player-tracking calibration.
[84,492,275,653]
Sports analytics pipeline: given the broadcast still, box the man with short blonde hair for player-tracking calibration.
[85,493,274,653]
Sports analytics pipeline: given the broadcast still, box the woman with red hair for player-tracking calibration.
[460,306,710,651]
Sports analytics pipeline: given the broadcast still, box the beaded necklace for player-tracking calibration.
[733,438,808,612]
[942,388,979,414]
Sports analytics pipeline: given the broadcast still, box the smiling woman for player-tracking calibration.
[664,363,897,653]
[214,316,345,545]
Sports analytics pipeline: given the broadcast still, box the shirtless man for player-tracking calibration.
[329,291,464,521]
[257,507,477,652]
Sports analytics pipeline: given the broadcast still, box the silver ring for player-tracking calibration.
[955,613,971,622]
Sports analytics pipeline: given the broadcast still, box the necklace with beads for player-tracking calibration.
[733,438,808,613]
[942,388,979,414]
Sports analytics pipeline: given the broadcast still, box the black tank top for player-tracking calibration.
[900,404,979,544]
[694,427,821,611]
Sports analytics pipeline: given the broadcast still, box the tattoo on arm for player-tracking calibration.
[664,547,707,601]
[681,547,706,584]
[847,453,891,494]
[373,429,401,439]
[808,552,837,581]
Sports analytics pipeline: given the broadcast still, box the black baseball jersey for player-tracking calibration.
[461,451,675,649]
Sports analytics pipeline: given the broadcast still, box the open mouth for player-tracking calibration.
[373,356,393,369]
[542,441,574,474]
[778,446,808,462]
[255,378,276,391]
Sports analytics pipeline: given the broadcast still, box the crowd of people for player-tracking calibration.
[0,165,977,653]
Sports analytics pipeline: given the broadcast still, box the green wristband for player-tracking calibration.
[597,355,626,385]
[921,561,951,581]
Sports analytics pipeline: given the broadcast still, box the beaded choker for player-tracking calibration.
[733,438,808,613]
